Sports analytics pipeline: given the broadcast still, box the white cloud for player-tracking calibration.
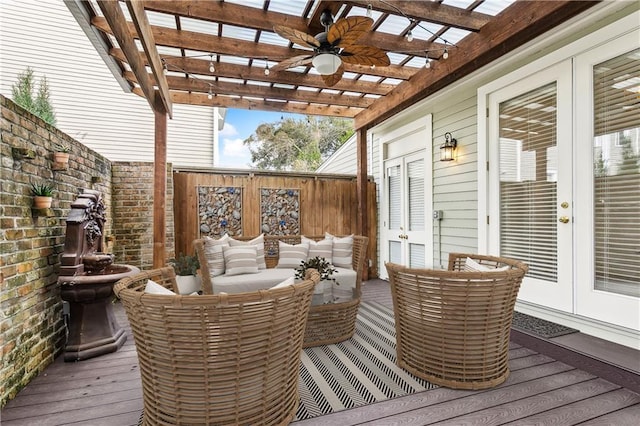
[219,123,238,137]
[220,137,252,168]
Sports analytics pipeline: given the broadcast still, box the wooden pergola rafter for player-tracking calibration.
[68,0,598,267]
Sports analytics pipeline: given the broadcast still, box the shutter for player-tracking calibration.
[407,159,425,231]
[409,243,425,268]
[499,82,558,280]
[592,48,640,297]
[388,165,401,229]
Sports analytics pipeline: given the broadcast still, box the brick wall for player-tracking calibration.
[0,95,175,407]
[111,162,175,270]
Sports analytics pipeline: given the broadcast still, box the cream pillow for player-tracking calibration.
[229,234,267,269]
[301,236,333,261]
[276,241,309,269]
[203,235,229,277]
[325,232,353,269]
[464,257,510,272]
[223,245,259,276]
[145,279,175,295]
[270,276,295,290]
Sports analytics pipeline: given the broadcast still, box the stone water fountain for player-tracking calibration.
[58,189,139,361]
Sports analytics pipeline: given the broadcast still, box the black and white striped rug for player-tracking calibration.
[295,301,437,420]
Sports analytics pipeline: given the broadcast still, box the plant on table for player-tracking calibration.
[295,256,338,283]
[169,253,200,276]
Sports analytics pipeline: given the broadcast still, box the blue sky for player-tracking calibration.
[218,109,304,168]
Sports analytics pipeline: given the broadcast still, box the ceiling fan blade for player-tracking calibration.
[340,45,391,67]
[327,16,373,47]
[273,25,320,49]
[321,63,344,87]
[271,55,313,71]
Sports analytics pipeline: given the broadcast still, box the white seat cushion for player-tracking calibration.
[213,268,297,294]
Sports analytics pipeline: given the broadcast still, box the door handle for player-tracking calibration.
[558,216,570,224]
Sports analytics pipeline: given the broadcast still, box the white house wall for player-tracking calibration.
[362,1,639,347]
[0,0,216,168]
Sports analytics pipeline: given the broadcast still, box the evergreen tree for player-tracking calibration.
[11,67,57,126]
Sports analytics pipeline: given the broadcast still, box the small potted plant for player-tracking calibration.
[53,144,70,164]
[169,253,201,294]
[31,183,54,209]
[295,256,338,304]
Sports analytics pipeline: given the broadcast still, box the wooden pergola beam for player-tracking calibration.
[144,0,448,53]
[125,0,172,118]
[347,0,493,32]
[96,1,161,115]
[92,17,415,81]
[111,49,395,95]
[124,72,375,108]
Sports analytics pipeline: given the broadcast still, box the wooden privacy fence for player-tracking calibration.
[172,169,378,278]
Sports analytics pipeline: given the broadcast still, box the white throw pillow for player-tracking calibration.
[464,257,510,272]
[145,279,176,295]
[270,276,295,290]
[203,235,229,277]
[325,233,353,269]
[229,234,267,269]
[276,241,309,269]
[223,245,259,276]
[301,236,333,261]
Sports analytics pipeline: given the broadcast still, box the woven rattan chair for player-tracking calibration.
[385,253,528,390]
[114,266,318,426]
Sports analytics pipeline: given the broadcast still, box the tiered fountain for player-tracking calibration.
[58,189,139,361]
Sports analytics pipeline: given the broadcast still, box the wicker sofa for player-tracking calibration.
[194,234,369,347]
[385,253,528,390]
[114,266,318,425]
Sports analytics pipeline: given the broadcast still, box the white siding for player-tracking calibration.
[0,0,215,167]
[364,1,636,274]
[316,134,357,174]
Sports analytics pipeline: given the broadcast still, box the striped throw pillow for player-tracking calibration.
[276,241,309,269]
[325,233,353,269]
[222,245,259,276]
[203,235,229,277]
[301,236,333,262]
[229,234,267,269]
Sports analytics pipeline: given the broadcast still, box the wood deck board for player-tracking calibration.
[2,279,639,425]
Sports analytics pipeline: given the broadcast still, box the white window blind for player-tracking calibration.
[593,48,640,298]
[499,82,558,281]
[408,159,425,231]
[388,165,401,230]
[409,243,425,268]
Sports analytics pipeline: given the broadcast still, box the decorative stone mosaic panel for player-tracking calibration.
[197,186,242,237]
[260,188,300,236]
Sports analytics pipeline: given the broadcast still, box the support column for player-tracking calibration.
[356,127,369,280]
[153,93,167,268]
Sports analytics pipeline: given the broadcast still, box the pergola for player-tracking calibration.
[66,0,596,266]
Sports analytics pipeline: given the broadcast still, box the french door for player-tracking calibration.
[574,34,640,331]
[384,151,428,269]
[487,61,574,312]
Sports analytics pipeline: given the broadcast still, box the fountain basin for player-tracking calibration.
[59,264,140,362]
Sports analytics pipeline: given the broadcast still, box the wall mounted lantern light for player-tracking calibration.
[440,132,457,161]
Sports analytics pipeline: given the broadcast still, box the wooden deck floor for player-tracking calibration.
[2,280,639,425]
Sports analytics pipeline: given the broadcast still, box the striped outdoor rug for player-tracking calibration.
[295,301,437,420]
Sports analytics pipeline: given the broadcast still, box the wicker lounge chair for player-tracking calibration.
[385,253,528,390]
[114,266,318,425]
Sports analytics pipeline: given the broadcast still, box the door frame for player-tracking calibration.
[377,116,433,278]
[484,60,574,313]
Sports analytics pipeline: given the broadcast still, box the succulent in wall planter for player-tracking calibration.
[169,253,202,294]
[31,183,54,209]
[53,144,70,164]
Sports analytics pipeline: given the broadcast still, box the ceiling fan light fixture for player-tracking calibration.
[313,53,341,75]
